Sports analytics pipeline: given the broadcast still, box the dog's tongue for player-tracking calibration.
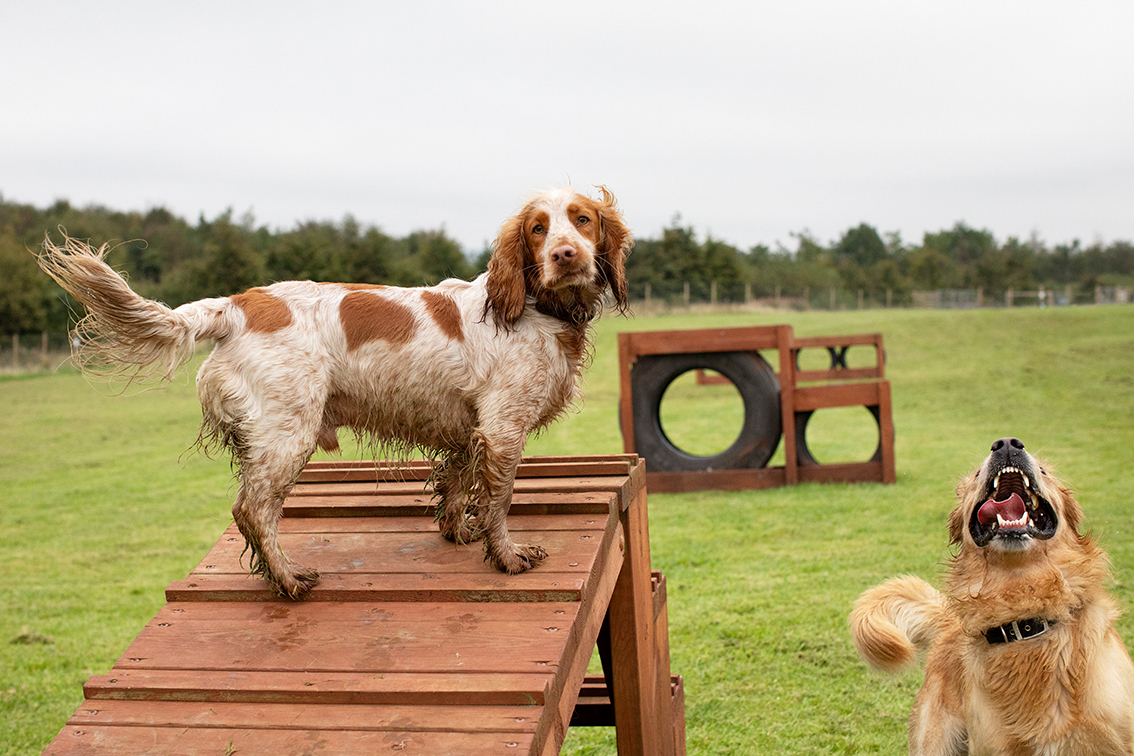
[977,492,1026,525]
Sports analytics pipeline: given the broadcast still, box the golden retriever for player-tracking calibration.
[851,437,1134,754]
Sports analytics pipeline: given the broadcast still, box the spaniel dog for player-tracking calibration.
[38,185,632,598]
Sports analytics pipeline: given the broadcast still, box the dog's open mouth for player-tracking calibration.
[969,466,1058,547]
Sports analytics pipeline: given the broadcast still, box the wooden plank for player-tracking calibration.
[300,454,637,471]
[166,572,590,603]
[188,527,606,578]
[45,725,533,755]
[289,476,631,499]
[84,669,552,706]
[296,457,636,484]
[530,512,624,753]
[282,492,618,517]
[112,601,582,675]
[67,699,541,733]
[621,326,785,356]
[793,382,885,412]
[270,513,609,535]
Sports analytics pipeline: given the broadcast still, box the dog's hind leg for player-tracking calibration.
[230,426,322,599]
[471,426,547,574]
[433,454,483,544]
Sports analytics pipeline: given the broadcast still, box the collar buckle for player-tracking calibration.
[986,617,1052,644]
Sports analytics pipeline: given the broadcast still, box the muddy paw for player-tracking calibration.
[271,567,321,600]
[438,514,484,545]
[493,543,548,575]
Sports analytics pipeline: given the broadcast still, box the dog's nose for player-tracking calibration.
[550,245,576,265]
[991,437,1024,454]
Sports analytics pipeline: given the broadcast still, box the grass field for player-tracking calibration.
[3,303,1134,755]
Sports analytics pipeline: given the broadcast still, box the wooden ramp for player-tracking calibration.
[44,455,684,755]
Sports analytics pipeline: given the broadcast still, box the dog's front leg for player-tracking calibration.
[471,426,547,574]
[908,673,967,756]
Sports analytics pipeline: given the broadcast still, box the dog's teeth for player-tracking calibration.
[997,514,1006,527]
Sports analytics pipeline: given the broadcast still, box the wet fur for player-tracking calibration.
[37,186,632,598]
[851,445,1134,754]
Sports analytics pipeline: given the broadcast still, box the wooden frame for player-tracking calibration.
[619,326,895,493]
[44,456,684,756]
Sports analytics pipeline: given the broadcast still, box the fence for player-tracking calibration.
[630,282,1133,312]
[1,332,75,373]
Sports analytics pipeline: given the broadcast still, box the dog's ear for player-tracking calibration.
[484,213,528,328]
[948,505,966,545]
[949,471,978,545]
[1051,478,1083,534]
[594,186,632,313]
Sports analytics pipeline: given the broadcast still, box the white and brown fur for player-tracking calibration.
[38,185,632,598]
[851,438,1134,755]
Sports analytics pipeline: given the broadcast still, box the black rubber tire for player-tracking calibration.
[794,406,884,466]
[630,351,781,473]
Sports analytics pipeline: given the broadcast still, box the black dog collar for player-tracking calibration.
[985,617,1054,644]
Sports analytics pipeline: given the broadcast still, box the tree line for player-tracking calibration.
[3,195,1133,335]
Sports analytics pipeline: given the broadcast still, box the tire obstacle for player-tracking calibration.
[618,326,896,493]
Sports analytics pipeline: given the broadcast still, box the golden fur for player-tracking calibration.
[37,186,631,598]
[851,438,1134,755]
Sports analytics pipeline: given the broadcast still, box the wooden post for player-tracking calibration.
[608,485,662,756]
[618,334,636,454]
[744,282,752,304]
[886,289,892,308]
[1007,288,1014,307]
[829,288,836,310]
[11,333,17,371]
[857,289,864,309]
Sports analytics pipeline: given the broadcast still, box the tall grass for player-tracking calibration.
[3,304,1133,755]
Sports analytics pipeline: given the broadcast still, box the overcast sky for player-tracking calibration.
[4,1,1132,253]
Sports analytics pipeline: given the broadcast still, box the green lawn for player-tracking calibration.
[3,304,1134,754]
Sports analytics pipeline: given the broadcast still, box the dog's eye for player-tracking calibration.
[576,215,590,226]
[532,224,545,235]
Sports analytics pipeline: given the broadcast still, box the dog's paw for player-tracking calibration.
[271,567,320,600]
[492,543,548,574]
[437,514,484,545]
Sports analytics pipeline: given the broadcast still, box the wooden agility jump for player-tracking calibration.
[618,325,896,493]
[43,455,684,755]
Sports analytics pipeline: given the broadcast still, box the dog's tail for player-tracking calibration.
[38,234,234,384]
[849,575,946,673]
